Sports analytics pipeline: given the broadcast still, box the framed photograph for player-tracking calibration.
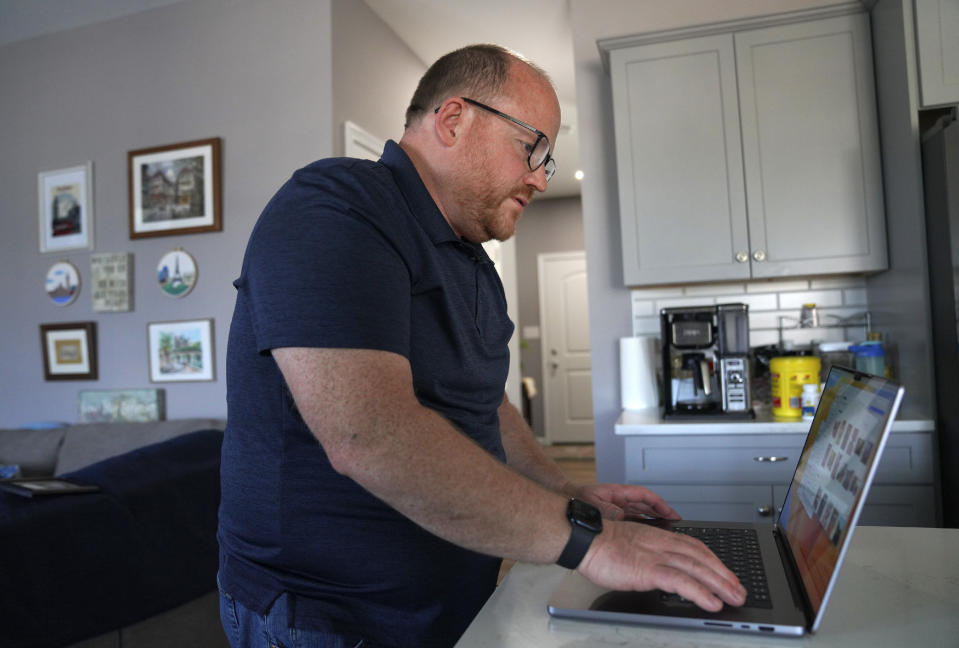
[38,162,94,253]
[78,388,166,423]
[156,248,197,298]
[44,261,81,306]
[91,252,133,312]
[39,321,98,381]
[128,137,221,239]
[147,318,215,382]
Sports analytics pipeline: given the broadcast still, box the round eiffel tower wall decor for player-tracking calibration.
[156,249,197,298]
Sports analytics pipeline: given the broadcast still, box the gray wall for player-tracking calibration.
[866,0,935,414]
[0,0,418,427]
[331,0,425,154]
[514,196,585,436]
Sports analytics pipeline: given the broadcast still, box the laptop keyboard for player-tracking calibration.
[661,526,772,609]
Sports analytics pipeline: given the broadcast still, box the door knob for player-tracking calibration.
[752,250,767,262]
[757,506,773,517]
[735,251,749,263]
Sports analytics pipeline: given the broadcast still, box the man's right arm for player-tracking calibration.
[273,345,746,612]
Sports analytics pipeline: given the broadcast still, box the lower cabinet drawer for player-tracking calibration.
[638,484,777,524]
[625,435,805,484]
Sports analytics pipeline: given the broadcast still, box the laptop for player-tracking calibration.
[548,365,905,636]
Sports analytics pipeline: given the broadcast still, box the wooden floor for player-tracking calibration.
[497,443,596,583]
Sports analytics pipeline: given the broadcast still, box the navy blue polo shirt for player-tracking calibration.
[217,141,514,647]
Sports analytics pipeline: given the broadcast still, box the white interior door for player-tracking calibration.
[539,251,593,443]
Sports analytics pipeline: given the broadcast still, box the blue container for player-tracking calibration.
[849,342,885,376]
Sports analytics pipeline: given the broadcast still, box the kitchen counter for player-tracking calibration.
[455,526,959,648]
[616,407,935,435]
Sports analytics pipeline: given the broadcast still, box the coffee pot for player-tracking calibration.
[661,304,754,419]
[674,352,714,411]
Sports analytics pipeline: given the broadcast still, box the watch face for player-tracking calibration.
[569,499,603,532]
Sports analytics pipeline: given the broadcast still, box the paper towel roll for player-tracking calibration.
[620,336,659,410]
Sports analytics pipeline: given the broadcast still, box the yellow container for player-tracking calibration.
[770,356,821,419]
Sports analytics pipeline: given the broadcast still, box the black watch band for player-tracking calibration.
[557,499,603,569]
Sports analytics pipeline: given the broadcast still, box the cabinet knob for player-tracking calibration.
[735,251,749,263]
[752,250,767,262]
[753,456,789,463]
[757,506,773,517]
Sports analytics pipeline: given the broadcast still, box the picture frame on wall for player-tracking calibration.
[78,388,166,423]
[128,138,221,239]
[147,318,215,382]
[38,162,94,253]
[39,321,98,381]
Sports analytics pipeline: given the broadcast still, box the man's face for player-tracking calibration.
[448,71,560,243]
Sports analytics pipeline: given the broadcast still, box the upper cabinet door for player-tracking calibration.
[915,0,959,108]
[609,34,751,286]
[735,13,887,278]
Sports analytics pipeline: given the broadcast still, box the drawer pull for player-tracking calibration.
[757,506,773,517]
[754,456,789,463]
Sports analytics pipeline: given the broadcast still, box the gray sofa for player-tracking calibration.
[0,419,229,648]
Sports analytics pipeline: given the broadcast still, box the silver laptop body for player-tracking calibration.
[547,366,905,637]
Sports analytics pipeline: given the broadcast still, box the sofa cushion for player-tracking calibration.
[54,418,225,476]
[2,428,223,647]
[0,427,66,478]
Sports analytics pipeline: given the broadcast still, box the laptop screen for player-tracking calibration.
[777,366,903,620]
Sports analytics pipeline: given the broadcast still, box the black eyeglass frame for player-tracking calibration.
[435,97,556,181]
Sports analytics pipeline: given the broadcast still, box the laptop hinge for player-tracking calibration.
[773,525,815,628]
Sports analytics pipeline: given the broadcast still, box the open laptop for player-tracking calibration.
[548,365,905,636]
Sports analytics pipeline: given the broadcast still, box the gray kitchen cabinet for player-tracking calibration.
[602,11,887,286]
[624,431,936,526]
[914,0,959,107]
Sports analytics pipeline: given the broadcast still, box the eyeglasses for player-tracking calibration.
[436,97,556,181]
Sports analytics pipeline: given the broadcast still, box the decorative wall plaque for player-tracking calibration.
[91,252,133,312]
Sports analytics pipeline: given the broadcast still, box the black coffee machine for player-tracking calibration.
[661,303,754,419]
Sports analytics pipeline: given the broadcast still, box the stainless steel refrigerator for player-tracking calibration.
[921,107,959,528]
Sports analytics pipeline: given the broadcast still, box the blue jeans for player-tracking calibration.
[218,581,370,648]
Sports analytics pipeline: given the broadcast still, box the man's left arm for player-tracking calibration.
[498,394,681,522]
[497,394,578,497]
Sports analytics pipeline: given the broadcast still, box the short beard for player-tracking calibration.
[449,142,526,243]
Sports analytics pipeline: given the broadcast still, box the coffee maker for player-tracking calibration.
[661,303,754,419]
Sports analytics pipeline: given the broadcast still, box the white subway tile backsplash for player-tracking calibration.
[746,279,810,293]
[750,330,781,347]
[683,282,747,296]
[631,287,685,300]
[631,300,655,317]
[778,290,844,309]
[809,275,867,289]
[780,326,850,347]
[632,316,662,336]
[748,311,793,329]
[717,293,779,311]
[656,296,716,309]
[843,288,868,306]
[627,274,871,349]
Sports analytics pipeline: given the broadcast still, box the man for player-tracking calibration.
[217,44,745,648]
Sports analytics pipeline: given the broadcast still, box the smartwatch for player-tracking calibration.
[556,498,603,569]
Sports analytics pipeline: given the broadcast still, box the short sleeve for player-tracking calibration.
[238,196,411,358]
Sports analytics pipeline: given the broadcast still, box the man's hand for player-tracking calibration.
[578,520,747,612]
[574,483,681,522]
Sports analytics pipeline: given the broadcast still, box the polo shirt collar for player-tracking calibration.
[379,141,495,266]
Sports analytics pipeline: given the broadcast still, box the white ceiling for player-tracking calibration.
[0,0,582,197]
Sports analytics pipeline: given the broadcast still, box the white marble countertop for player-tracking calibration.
[455,526,959,648]
[615,407,935,435]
